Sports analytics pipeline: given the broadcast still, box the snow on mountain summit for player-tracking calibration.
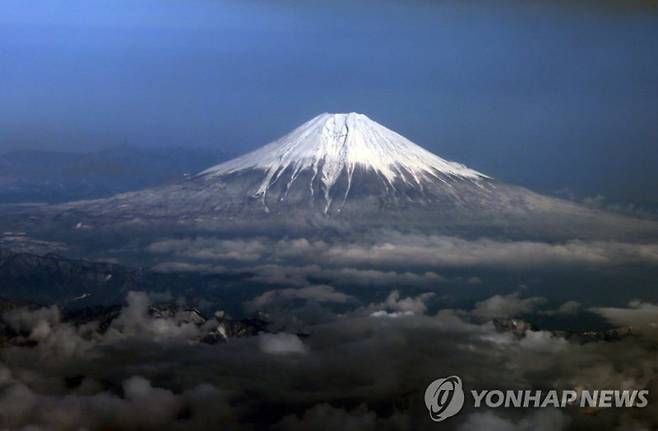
[199,113,488,204]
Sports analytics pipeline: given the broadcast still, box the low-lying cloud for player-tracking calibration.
[1,291,657,430]
[591,300,658,337]
[472,293,546,320]
[147,235,658,281]
[247,285,355,310]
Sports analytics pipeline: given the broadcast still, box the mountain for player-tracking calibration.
[0,248,260,310]
[0,297,270,347]
[10,113,658,240]
[0,146,232,204]
[198,112,487,213]
[0,248,143,304]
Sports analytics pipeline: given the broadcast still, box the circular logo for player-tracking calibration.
[424,376,465,422]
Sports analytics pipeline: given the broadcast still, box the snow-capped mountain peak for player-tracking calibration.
[199,113,487,209]
[49,113,654,239]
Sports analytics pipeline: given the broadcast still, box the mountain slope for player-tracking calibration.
[0,248,143,304]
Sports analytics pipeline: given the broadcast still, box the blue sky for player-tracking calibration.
[1,0,657,200]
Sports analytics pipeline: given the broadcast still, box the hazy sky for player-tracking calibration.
[1,0,657,200]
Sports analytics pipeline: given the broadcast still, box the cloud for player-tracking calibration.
[381,290,435,314]
[153,260,450,290]
[591,301,658,337]
[517,330,568,354]
[146,234,658,280]
[245,264,450,290]
[151,261,226,273]
[541,300,582,316]
[472,293,546,320]
[107,291,203,342]
[247,285,355,310]
[319,235,658,269]
[147,237,269,262]
[457,410,570,431]
[259,333,307,355]
[0,368,226,430]
[276,403,377,431]
[2,291,658,430]
[275,403,411,431]
[360,290,435,318]
[2,304,97,362]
